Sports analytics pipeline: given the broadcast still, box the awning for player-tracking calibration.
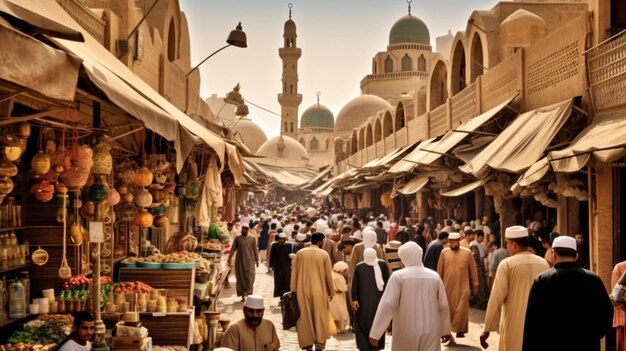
[549,110,626,172]
[311,177,334,196]
[0,0,83,41]
[511,157,550,192]
[388,138,437,174]
[460,98,574,178]
[246,161,318,191]
[392,176,429,197]
[0,17,81,102]
[441,177,491,197]
[419,97,514,165]
[16,1,228,172]
[362,145,412,170]
[302,166,332,190]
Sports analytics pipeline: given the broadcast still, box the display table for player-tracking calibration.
[118,268,195,303]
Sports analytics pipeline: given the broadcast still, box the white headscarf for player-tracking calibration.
[362,229,377,249]
[364,248,384,291]
[333,261,348,273]
[398,241,423,267]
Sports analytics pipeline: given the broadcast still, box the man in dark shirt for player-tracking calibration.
[522,236,612,351]
[423,231,449,271]
[374,221,387,245]
[575,232,590,269]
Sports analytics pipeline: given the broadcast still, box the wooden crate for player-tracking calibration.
[139,312,192,347]
[118,268,195,303]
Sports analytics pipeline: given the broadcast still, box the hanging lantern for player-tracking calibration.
[148,204,166,216]
[134,188,153,208]
[91,142,112,175]
[31,151,51,175]
[76,145,93,171]
[381,191,392,208]
[0,176,14,197]
[149,188,165,203]
[108,189,121,206]
[121,168,136,184]
[123,192,134,204]
[62,163,89,190]
[88,182,110,204]
[0,155,18,177]
[51,147,69,173]
[153,215,169,228]
[15,122,31,138]
[133,210,153,228]
[30,182,54,203]
[4,146,22,162]
[135,167,153,187]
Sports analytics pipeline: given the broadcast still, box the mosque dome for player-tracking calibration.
[389,15,430,45]
[257,135,309,166]
[284,19,296,37]
[500,9,546,48]
[300,103,334,129]
[335,95,392,134]
[231,118,268,153]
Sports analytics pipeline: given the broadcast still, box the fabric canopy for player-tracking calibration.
[392,176,429,197]
[460,99,573,178]
[419,97,514,165]
[0,0,83,41]
[512,157,550,191]
[388,138,436,174]
[246,160,318,190]
[549,110,626,173]
[15,0,229,172]
[362,145,412,170]
[311,177,334,196]
[0,18,81,102]
[441,177,491,197]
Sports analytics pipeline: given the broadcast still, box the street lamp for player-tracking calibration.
[186,22,247,77]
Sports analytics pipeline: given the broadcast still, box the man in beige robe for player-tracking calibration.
[291,232,335,350]
[348,229,385,284]
[479,226,549,351]
[437,232,478,338]
[220,295,280,350]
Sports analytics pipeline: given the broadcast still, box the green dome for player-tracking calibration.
[300,103,334,129]
[389,15,430,45]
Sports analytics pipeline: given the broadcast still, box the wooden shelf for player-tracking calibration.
[0,227,26,232]
[0,314,32,329]
[0,263,29,275]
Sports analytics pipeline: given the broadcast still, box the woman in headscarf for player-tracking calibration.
[351,248,389,350]
[330,261,350,334]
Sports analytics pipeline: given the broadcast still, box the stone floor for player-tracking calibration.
[215,261,499,350]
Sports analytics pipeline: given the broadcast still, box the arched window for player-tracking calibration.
[310,137,319,150]
[418,55,426,72]
[167,19,176,62]
[402,54,412,71]
[284,122,288,133]
[384,56,393,73]
[299,138,305,147]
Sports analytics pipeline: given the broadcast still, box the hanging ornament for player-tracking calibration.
[185,181,200,199]
[31,125,51,175]
[92,141,112,175]
[0,153,18,177]
[134,188,153,208]
[133,209,153,228]
[88,182,110,204]
[153,215,169,228]
[4,146,22,162]
[108,189,121,206]
[135,167,153,187]
[30,181,54,202]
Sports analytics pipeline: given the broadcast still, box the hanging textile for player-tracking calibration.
[197,156,223,227]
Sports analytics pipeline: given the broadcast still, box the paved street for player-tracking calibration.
[215,261,499,350]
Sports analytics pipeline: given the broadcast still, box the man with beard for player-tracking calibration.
[437,232,478,340]
[220,295,280,350]
[228,223,259,301]
[268,232,294,304]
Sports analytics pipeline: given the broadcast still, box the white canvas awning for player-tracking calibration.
[511,157,550,192]
[460,99,574,178]
[549,110,626,173]
[388,138,437,174]
[441,177,491,197]
[419,97,514,165]
[392,176,429,197]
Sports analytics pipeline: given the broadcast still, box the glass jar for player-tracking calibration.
[9,280,26,318]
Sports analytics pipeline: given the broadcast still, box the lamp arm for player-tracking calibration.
[186,44,232,77]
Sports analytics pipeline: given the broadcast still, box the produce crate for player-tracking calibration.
[110,336,148,349]
[118,268,195,303]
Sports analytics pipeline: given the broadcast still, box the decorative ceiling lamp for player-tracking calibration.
[31,128,51,175]
[133,209,153,228]
[91,138,113,175]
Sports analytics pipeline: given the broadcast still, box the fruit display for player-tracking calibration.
[114,281,153,294]
[4,314,72,347]
[137,251,201,264]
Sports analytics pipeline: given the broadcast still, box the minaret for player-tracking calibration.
[278,3,302,139]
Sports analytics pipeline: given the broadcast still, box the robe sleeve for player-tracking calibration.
[590,277,614,341]
[267,321,281,351]
[348,245,359,283]
[380,260,390,285]
[436,250,445,278]
[468,251,479,288]
[268,243,276,269]
[220,323,240,350]
[290,253,299,292]
[351,265,360,302]
[369,273,400,340]
[227,237,239,261]
[437,277,452,336]
[324,253,335,297]
[484,259,509,332]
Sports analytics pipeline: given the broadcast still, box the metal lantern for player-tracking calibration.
[31,151,51,175]
[133,209,153,228]
[153,215,169,228]
[91,142,113,175]
[134,188,153,208]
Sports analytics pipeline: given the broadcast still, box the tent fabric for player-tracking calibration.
[549,110,626,173]
[246,160,318,191]
[459,99,574,178]
[388,138,437,174]
[512,157,550,191]
[392,176,429,197]
[0,0,83,41]
[197,156,223,227]
[419,97,515,165]
[14,0,229,172]
[441,177,491,197]
[0,19,81,102]
[311,177,334,196]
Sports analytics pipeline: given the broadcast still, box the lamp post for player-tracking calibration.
[186,22,247,78]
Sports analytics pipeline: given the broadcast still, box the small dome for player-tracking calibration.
[284,19,296,37]
[389,15,430,45]
[500,9,546,48]
[301,104,334,129]
[335,95,392,134]
[257,135,309,167]
[231,118,268,153]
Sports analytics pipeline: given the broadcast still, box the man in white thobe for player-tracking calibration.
[369,242,451,350]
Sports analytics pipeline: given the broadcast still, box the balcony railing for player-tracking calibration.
[56,0,105,44]
[587,29,626,111]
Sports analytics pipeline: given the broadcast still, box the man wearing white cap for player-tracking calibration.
[522,236,612,351]
[227,223,259,302]
[436,232,478,339]
[268,232,294,302]
[369,242,451,350]
[480,226,550,351]
[221,295,280,351]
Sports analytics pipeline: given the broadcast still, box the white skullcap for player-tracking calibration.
[323,228,333,236]
[398,241,423,267]
[448,232,461,240]
[552,236,577,251]
[278,232,288,239]
[295,233,307,242]
[241,223,249,228]
[505,226,528,239]
[214,348,234,351]
[244,295,264,309]
[333,261,348,273]
[464,226,472,232]
[454,223,461,230]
